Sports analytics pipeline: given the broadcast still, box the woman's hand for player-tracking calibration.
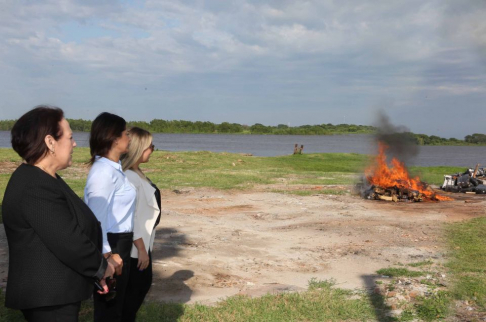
[109,254,123,275]
[105,252,123,275]
[133,238,149,270]
[137,248,150,271]
[97,262,115,294]
[104,261,115,279]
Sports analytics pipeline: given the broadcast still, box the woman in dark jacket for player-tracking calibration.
[2,106,115,321]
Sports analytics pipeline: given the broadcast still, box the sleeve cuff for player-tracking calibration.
[102,242,112,254]
[93,256,108,281]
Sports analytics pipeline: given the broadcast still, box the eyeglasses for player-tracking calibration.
[149,144,155,151]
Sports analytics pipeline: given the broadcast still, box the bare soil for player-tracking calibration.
[145,187,485,305]
[1,187,485,307]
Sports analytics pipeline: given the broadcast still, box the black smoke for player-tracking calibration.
[374,110,418,165]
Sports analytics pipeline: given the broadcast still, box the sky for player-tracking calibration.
[0,0,485,139]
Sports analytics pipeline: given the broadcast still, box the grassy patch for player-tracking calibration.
[376,268,425,278]
[446,217,486,309]
[145,151,369,190]
[409,166,464,186]
[291,173,359,185]
[0,147,370,191]
[0,148,461,194]
[415,291,451,321]
[398,309,415,321]
[0,148,369,222]
[408,260,433,268]
[2,279,391,322]
[370,216,486,320]
[0,147,470,224]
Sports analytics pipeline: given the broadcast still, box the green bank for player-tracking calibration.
[0,147,464,223]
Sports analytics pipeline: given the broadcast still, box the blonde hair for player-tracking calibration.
[121,127,153,179]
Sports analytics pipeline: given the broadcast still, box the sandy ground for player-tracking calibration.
[142,187,484,305]
[1,187,485,307]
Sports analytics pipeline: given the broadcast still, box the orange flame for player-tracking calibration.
[365,142,452,201]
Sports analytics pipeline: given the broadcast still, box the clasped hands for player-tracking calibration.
[97,252,123,294]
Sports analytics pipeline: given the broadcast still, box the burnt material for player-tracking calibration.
[358,183,437,202]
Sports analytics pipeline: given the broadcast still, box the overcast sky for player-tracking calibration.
[0,1,485,139]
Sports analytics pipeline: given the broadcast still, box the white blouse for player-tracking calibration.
[84,156,136,253]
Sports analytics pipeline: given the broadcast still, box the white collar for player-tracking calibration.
[96,156,122,171]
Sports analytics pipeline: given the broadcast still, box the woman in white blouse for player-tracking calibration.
[84,112,137,322]
[120,127,161,321]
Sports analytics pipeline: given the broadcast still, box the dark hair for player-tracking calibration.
[89,112,127,165]
[11,106,64,165]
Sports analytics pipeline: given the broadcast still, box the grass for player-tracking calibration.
[415,291,451,321]
[409,260,434,268]
[409,166,464,186]
[0,147,462,214]
[0,148,369,222]
[0,147,369,187]
[376,268,426,278]
[1,279,393,322]
[0,149,464,200]
[0,147,458,224]
[145,150,368,190]
[372,218,486,321]
[446,217,486,309]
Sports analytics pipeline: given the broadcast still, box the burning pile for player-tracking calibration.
[359,143,452,202]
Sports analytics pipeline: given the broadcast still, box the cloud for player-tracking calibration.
[0,0,485,138]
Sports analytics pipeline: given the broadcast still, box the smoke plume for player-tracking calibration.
[374,110,418,165]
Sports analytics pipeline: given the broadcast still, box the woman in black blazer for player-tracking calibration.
[2,106,116,321]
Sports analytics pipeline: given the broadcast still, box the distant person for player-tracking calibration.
[2,106,114,321]
[120,127,161,321]
[84,112,136,321]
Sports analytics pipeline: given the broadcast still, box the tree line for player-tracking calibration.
[465,134,486,144]
[0,118,483,146]
[396,132,486,145]
[0,118,377,135]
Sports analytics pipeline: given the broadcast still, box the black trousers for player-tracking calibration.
[122,251,153,322]
[21,302,81,322]
[93,232,133,322]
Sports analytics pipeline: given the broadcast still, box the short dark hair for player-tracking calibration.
[11,106,64,165]
[89,112,127,165]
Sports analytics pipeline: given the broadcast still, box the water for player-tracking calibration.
[1,131,485,167]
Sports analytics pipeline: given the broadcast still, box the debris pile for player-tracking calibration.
[441,165,486,194]
[358,142,451,202]
[363,185,428,202]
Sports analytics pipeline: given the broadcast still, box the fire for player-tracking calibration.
[365,142,452,201]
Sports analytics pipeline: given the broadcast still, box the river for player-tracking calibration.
[0,131,484,167]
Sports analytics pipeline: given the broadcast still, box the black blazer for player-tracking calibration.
[2,164,107,310]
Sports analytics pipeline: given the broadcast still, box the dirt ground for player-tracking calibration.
[1,186,485,307]
[145,186,484,305]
